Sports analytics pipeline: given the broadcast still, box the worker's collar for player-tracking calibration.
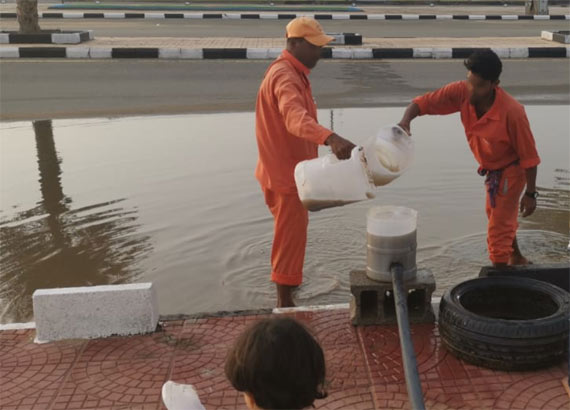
[482,86,502,121]
[282,49,311,76]
[472,86,501,121]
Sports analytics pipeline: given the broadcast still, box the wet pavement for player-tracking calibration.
[1,60,568,121]
[0,306,568,409]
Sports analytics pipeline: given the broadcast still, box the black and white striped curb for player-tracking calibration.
[1,46,569,59]
[0,30,93,44]
[0,12,569,20]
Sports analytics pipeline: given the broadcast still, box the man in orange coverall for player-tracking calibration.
[398,49,540,268]
[255,17,356,307]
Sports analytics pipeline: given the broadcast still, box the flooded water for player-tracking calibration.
[1,106,568,323]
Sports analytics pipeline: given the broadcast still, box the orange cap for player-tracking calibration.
[285,17,334,47]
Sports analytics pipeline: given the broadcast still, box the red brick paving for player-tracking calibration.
[0,308,568,410]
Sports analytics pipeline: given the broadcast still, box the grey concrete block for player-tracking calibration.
[33,283,159,342]
[350,270,436,326]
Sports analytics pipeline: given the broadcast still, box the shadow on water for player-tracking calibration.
[0,120,152,323]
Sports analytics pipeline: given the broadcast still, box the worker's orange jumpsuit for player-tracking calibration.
[255,50,333,286]
[413,81,540,264]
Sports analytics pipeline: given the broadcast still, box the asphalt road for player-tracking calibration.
[1,18,568,38]
[1,59,568,121]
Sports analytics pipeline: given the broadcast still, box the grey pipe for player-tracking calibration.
[391,263,426,410]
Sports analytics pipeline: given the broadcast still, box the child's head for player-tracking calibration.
[225,316,327,410]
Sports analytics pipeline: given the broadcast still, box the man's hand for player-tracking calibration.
[398,121,411,136]
[397,102,420,136]
[520,195,537,217]
[326,133,356,160]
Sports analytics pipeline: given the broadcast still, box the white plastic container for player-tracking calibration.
[294,146,376,212]
[363,125,414,187]
[366,206,418,282]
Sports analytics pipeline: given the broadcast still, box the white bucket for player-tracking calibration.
[294,146,375,212]
[363,125,414,187]
[366,206,418,282]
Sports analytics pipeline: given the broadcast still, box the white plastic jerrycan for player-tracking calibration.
[294,146,376,212]
[363,125,414,187]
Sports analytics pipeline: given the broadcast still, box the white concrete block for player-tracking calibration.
[436,15,453,20]
[566,15,570,20]
[33,283,159,342]
[332,48,353,59]
[509,47,529,58]
[332,14,350,20]
[146,13,165,19]
[104,12,125,19]
[0,34,9,44]
[159,48,182,59]
[88,30,95,40]
[224,13,241,19]
[402,14,420,20]
[260,13,278,20]
[432,47,453,59]
[246,48,270,59]
[541,30,554,41]
[0,47,19,58]
[352,48,373,59]
[501,14,518,20]
[468,15,486,20]
[491,47,510,59]
[0,322,36,331]
[368,14,386,20]
[329,33,345,45]
[63,12,84,19]
[52,33,81,44]
[183,13,203,19]
[566,46,570,57]
[533,15,549,20]
[66,47,90,58]
[180,48,203,59]
[89,47,112,59]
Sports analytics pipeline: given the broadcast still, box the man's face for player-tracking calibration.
[290,38,323,69]
[466,71,497,105]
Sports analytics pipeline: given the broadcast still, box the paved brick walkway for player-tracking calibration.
[1,307,568,410]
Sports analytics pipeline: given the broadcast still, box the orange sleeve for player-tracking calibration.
[273,71,332,145]
[507,106,541,169]
[413,81,466,116]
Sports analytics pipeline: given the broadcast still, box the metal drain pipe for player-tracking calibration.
[391,263,426,410]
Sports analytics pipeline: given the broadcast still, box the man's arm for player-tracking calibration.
[520,166,538,217]
[506,106,541,218]
[274,72,355,159]
[398,81,465,135]
[398,103,420,136]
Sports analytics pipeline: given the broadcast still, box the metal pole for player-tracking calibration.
[391,263,426,410]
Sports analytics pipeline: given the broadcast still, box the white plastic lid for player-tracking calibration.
[367,206,417,236]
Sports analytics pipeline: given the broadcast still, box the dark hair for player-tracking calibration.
[225,317,327,410]
[464,49,502,83]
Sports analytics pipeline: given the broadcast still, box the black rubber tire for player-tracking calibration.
[439,276,569,371]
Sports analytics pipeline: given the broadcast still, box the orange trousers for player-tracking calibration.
[263,188,308,286]
[485,164,527,264]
